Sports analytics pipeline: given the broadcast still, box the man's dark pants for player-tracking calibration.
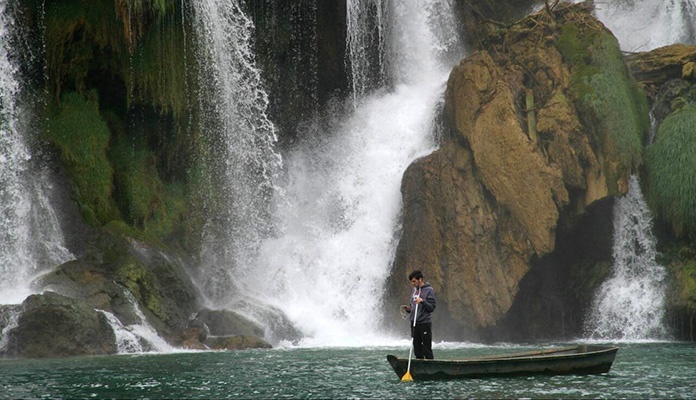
[411,323,434,359]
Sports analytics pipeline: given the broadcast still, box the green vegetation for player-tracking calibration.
[556,23,649,191]
[115,257,165,321]
[646,106,696,238]
[37,0,201,247]
[46,91,117,225]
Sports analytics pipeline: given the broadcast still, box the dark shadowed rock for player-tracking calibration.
[1,292,116,358]
[190,308,264,337]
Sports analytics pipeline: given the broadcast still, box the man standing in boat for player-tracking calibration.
[404,270,436,359]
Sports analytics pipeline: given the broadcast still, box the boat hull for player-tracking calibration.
[387,345,618,381]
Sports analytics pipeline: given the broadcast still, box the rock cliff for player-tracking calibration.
[387,2,648,340]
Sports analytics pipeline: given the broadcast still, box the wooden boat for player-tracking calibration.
[387,345,618,381]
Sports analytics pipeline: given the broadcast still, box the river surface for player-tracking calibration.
[0,342,694,398]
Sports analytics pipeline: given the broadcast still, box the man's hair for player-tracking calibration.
[408,270,423,281]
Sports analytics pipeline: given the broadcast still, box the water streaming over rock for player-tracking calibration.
[98,291,175,354]
[0,0,72,305]
[585,175,668,340]
[242,0,465,346]
[191,0,283,303]
[578,0,691,341]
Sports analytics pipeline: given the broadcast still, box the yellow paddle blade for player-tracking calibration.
[401,371,413,382]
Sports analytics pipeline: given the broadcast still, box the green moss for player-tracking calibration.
[44,0,127,98]
[110,139,161,227]
[46,91,117,225]
[115,258,165,321]
[109,135,189,240]
[646,106,696,238]
[130,6,192,118]
[556,23,649,190]
[41,0,198,246]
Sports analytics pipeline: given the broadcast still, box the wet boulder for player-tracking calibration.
[1,292,116,358]
[180,308,272,350]
[191,308,264,337]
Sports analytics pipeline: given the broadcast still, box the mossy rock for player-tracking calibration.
[1,292,117,358]
[36,229,201,341]
[555,20,648,187]
[32,259,141,326]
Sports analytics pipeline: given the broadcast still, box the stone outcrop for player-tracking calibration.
[625,43,696,96]
[176,308,272,350]
[1,292,116,358]
[388,2,647,340]
[4,230,273,357]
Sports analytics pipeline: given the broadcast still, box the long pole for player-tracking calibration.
[401,302,419,382]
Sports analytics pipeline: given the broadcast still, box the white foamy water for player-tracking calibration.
[191,0,283,302]
[99,310,146,353]
[243,0,465,346]
[585,175,668,340]
[99,291,176,354]
[346,0,386,102]
[0,1,72,304]
[588,0,696,51]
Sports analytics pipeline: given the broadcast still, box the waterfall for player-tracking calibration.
[98,291,176,354]
[243,0,464,346]
[577,0,689,341]
[99,310,146,354]
[585,176,668,340]
[0,0,72,305]
[589,0,696,51]
[346,0,386,103]
[191,0,282,303]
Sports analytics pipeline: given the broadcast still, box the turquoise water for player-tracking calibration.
[1,342,694,398]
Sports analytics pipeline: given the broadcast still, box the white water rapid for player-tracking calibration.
[240,0,465,346]
[585,176,668,340]
[0,1,72,305]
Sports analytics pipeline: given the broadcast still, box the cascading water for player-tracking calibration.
[0,0,72,305]
[98,290,176,354]
[578,0,693,340]
[585,176,668,340]
[590,0,696,51]
[243,0,465,346]
[346,0,386,103]
[191,0,282,303]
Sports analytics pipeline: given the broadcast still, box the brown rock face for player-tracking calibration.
[625,43,696,94]
[387,3,638,340]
